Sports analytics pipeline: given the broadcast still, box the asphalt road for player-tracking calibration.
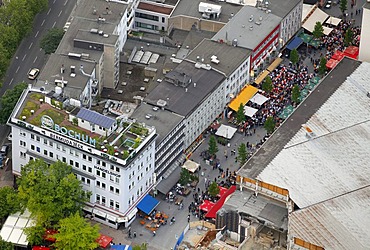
[0,0,77,144]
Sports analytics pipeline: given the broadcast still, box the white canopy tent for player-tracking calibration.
[244,106,258,117]
[302,7,329,33]
[325,16,342,26]
[215,124,237,140]
[0,210,34,247]
[323,26,333,35]
[182,160,200,173]
[250,93,269,106]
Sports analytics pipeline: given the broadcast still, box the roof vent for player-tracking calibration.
[259,15,263,21]
[249,15,254,22]
[232,38,238,47]
[211,55,219,64]
[157,99,167,107]
[98,30,104,35]
[255,21,261,25]
[249,25,253,30]
[145,114,152,119]
[103,34,109,38]
[90,28,98,34]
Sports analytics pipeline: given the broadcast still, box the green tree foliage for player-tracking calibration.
[23,221,45,246]
[340,0,348,17]
[291,85,301,104]
[0,82,27,124]
[0,186,20,223]
[53,213,100,250]
[289,49,299,66]
[17,160,90,227]
[0,25,19,54]
[208,135,218,157]
[344,29,353,47]
[264,116,276,134]
[132,243,148,250]
[0,43,11,78]
[40,28,64,54]
[319,57,327,76]
[312,22,324,40]
[237,143,248,166]
[0,237,13,250]
[208,181,220,197]
[236,103,246,124]
[179,168,193,185]
[262,75,273,93]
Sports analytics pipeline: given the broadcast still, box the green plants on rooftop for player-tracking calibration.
[19,101,39,119]
[30,108,64,126]
[130,123,148,136]
[51,99,62,109]
[122,150,130,160]
[29,93,44,102]
[72,117,78,126]
[132,137,142,149]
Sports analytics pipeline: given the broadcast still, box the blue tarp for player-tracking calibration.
[286,37,303,51]
[136,194,160,215]
[110,245,132,250]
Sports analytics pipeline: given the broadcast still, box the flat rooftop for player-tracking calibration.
[171,0,243,24]
[74,0,127,23]
[186,39,251,77]
[137,2,174,15]
[266,0,302,18]
[212,5,281,50]
[75,30,118,46]
[131,102,184,143]
[35,54,95,100]
[223,189,288,231]
[145,60,225,117]
[238,57,362,180]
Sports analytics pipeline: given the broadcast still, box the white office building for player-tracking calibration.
[8,87,158,229]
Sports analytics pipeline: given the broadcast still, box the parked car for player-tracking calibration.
[0,144,9,157]
[28,68,40,80]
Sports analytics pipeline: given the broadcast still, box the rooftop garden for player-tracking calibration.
[17,92,152,162]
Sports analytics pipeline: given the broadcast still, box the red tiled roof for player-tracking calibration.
[137,2,173,15]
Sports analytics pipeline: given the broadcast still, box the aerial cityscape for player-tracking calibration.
[0,0,369,249]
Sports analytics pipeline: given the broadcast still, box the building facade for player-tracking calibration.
[9,88,157,229]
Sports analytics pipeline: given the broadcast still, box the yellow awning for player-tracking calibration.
[267,57,283,72]
[254,70,270,85]
[228,85,258,111]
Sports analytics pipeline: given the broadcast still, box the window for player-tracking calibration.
[88,156,92,162]
[101,196,106,205]
[49,141,53,147]
[96,170,101,176]
[36,136,40,142]
[43,139,47,144]
[49,152,54,158]
[115,201,119,210]
[62,146,66,153]
[44,150,48,156]
[31,134,35,140]
[110,199,114,208]
[110,165,114,171]
[88,167,92,173]
[115,188,119,194]
[75,162,79,168]
[83,154,87,160]
[20,141,26,147]
[97,180,100,186]
[20,152,26,158]
[115,177,119,184]
[20,131,26,137]
[62,157,66,163]
[31,145,35,150]
[116,166,120,172]
[56,144,61,150]
[110,175,114,182]
[102,172,106,178]
[102,161,106,167]
[110,186,114,192]
[162,17,165,23]
[96,194,100,202]
[83,165,86,171]
[70,160,74,166]
[70,149,74,155]
[101,183,106,189]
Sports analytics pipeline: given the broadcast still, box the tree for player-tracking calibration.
[319,57,327,76]
[0,82,27,124]
[236,103,246,124]
[264,116,275,134]
[0,237,13,250]
[0,186,20,223]
[179,168,193,186]
[132,243,148,250]
[53,213,100,250]
[0,24,20,54]
[17,160,90,227]
[40,28,64,54]
[262,75,273,93]
[237,143,248,166]
[23,221,46,246]
[208,181,220,197]
[340,0,348,17]
[312,22,324,40]
[208,135,218,157]
[344,28,353,47]
[291,84,301,104]
[289,48,299,66]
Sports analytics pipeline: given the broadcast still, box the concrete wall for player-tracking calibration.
[359,7,370,62]
[169,15,225,32]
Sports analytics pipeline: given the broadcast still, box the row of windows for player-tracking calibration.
[96,194,120,210]
[96,180,120,194]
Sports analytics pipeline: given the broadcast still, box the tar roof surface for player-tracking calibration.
[131,102,184,143]
[145,60,225,117]
[212,5,281,50]
[238,57,362,180]
[186,39,251,76]
[171,0,243,24]
[35,54,95,99]
[267,0,302,18]
[75,30,118,46]
[74,0,127,23]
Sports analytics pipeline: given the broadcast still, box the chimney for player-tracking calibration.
[185,88,188,92]
[70,65,75,74]
[194,82,197,88]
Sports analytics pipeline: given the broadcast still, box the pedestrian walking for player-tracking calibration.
[187,214,190,223]
[133,231,136,238]
[153,230,156,237]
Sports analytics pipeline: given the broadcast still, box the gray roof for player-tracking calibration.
[171,0,243,24]
[131,102,184,143]
[77,108,116,128]
[267,0,302,18]
[223,189,288,231]
[238,57,362,180]
[186,39,251,77]
[145,60,225,117]
[35,54,95,100]
[212,5,281,50]
[75,30,118,46]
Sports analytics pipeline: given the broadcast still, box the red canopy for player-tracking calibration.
[33,247,50,250]
[326,59,339,69]
[218,186,228,197]
[205,185,236,219]
[43,229,58,242]
[199,200,215,212]
[331,50,345,61]
[344,46,359,59]
[96,234,113,248]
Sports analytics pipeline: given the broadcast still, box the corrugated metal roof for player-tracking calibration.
[77,108,116,129]
[258,62,370,208]
[289,186,370,250]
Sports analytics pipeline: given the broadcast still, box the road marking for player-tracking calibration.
[33,56,38,63]
[52,21,56,28]
[29,42,33,49]
[41,19,45,26]
[16,66,20,73]
[47,8,51,15]
[22,54,27,61]
[64,0,68,6]
[9,78,14,85]
[35,31,39,37]
[58,10,62,17]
